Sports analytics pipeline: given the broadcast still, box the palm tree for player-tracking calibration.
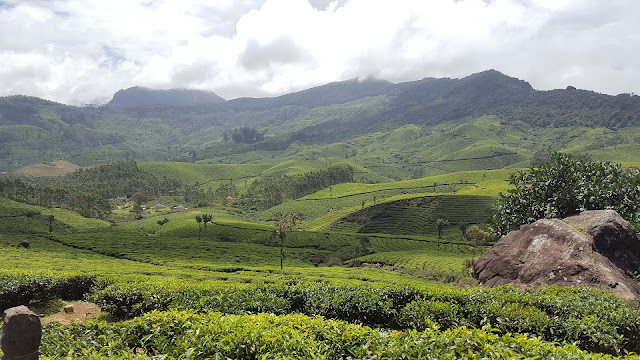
[202,214,213,228]
[435,217,449,249]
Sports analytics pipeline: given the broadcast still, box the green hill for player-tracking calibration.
[108,86,225,107]
[3,70,640,177]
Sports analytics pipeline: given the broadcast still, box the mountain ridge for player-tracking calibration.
[2,69,640,174]
[108,86,226,107]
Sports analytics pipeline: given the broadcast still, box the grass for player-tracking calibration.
[0,197,110,234]
[140,161,270,188]
[142,157,393,194]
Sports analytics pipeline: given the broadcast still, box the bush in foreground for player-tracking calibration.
[40,311,632,359]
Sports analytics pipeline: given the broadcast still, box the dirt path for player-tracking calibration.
[42,302,101,324]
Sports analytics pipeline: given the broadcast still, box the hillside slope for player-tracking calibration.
[2,70,640,174]
[108,86,225,107]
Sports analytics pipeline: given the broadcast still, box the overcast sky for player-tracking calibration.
[1,0,638,105]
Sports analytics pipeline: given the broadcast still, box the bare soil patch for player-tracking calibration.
[14,160,81,177]
[41,301,101,324]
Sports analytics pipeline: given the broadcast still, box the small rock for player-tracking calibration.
[63,305,74,313]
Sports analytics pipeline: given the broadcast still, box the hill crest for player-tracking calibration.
[108,86,226,107]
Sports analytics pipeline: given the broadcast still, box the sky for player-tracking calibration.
[0,0,638,105]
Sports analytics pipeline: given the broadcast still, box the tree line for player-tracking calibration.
[0,177,111,219]
[51,160,182,198]
[246,165,354,208]
[0,161,184,219]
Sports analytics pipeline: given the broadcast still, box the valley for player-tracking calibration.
[2,71,640,358]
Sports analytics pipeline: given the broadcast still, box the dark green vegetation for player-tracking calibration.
[108,86,225,107]
[493,153,640,236]
[3,269,640,357]
[3,70,640,177]
[0,161,181,218]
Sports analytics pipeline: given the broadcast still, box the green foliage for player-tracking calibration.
[39,310,626,359]
[0,177,111,219]
[88,280,640,355]
[53,160,182,199]
[352,248,471,273]
[492,152,640,235]
[0,272,98,312]
[466,225,489,251]
[247,164,354,208]
[230,126,265,144]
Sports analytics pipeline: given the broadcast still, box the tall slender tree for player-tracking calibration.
[274,212,299,271]
[48,215,55,234]
[202,214,213,228]
[195,215,203,242]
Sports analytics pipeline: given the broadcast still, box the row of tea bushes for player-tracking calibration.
[91,280,640,355]
[0,271,98,311]
[40,310,633,359]
[3,270,638,356]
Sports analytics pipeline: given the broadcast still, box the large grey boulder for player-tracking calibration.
[473,210,640,302]
[1,306,41,360]
[564,210,640,277]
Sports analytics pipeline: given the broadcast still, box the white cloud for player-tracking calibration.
[0,0,638,104]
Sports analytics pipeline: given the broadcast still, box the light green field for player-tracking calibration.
[140,161,270,188]
[0,198,111,233]
[353,249,471,271]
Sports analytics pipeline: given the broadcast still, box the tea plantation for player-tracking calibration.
[2,167,640,359]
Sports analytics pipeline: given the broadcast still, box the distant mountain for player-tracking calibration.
[2,70,640,175]
[108,86,225,107]
[220,77,395,111]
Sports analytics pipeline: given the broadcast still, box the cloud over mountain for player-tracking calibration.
[0,0,638,105]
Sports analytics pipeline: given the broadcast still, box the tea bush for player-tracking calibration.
[91,281,640,355]
[0,271,99,311]
[39,310,633,359]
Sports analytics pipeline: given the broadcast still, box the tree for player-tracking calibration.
[435,217,449,249]
[274,212,299,271]
[25,210,39,223]
[492,152,640,236]
[131,203,143,219]
[466,225,488,255]
[195,215,203,242]
[131,191,148,205]
[231,127,265,144]
[202,214,213,228]
[458,222,468,242]
[47,215,55,234]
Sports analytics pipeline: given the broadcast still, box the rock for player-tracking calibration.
[564,210,640,276]
[474,210,640,303]
[63,305,74,313]
[1,306,41,360]
[17,240,30,249]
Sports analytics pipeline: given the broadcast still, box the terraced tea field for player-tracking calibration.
[353,249,471,272]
